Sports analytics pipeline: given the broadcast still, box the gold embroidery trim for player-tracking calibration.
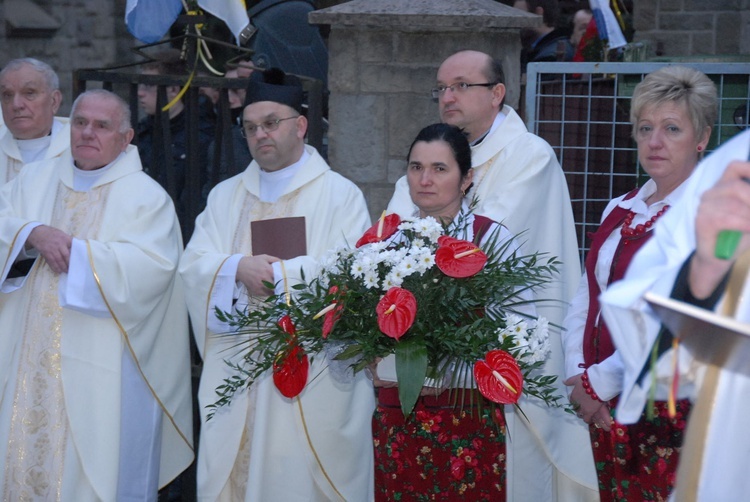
[203,255,233,356]
[85,240,194,452]
[1,222,37,279]
[296,397,346,501]
[279,260,290,307]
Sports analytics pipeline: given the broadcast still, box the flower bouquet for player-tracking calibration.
[210,212,564,419]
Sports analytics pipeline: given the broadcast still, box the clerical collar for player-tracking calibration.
[71,152,124,192]
[15,119,64,164]
[258,148,310,203]
[470,111,506,147]
[16,135,51,164]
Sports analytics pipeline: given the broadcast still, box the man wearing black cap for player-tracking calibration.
[180,68,375,501]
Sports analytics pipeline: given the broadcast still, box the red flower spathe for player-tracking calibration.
[435,235,487,278]
[474,350,523,404]
[376,287,417,340]
[272,315,309,398]
[322,286,344,339]
[356,213,401,247]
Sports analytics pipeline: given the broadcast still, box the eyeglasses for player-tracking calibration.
[430,82,498,100]
[241,116,299,137]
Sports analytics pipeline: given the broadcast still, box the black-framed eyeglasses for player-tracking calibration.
[241,116,300,137]
[430,82,498,100]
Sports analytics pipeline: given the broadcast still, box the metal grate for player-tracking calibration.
[524,62,750,265]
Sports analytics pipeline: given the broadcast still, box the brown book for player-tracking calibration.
[251,216,307,260]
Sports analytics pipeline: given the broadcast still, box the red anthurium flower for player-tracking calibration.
[375,287,417,340]
[278,314,296,336]
[321,286,345,339]
[474,350,523,404]
[356,213,401,248]
[273,344,309,398]
[435,236,487,278]
[272,315,309,398]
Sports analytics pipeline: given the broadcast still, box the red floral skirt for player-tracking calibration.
[591,398,691,502]
[372,387,506,501]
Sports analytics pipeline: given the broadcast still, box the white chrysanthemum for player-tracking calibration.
[411,238,427,249]
[350,260,367,279]
[320,247,346,274]
[398,219,415,232]
[363,271,379,290]
[531,317,550,342]
[414,216,443,243]
[382,247,408,267]
[504,313,524,328]
[382,275,399,290]
[410,247,435,273]
[386,267,407,287]
[366,240,389,253]
[395,255,419,279]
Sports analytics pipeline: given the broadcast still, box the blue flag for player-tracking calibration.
[589,0,627,49]
[125,0,184,44]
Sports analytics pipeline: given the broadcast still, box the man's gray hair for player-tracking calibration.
[0,58,60,91]
[71,89,132,133]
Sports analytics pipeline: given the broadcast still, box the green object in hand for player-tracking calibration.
[715,230,742,260]
[715,175,750,260]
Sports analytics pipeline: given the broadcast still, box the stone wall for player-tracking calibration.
[633,0,750,58]
[1,0,138,115]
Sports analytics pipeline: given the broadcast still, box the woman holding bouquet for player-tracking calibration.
[561,66,718,500]
[370,123,535,501]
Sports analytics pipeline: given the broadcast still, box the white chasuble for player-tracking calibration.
[3,183,111,500]
[181,145,376,502]
[0,117,70,186]
[0,146,193,501]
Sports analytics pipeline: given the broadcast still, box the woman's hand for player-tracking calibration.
[564,373,613,431]
[368,359,398,388]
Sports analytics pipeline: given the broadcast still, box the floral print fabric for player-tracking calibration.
[372,388,506,501]
[591,398,691,502]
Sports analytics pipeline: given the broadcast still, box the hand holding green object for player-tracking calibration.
[715,176,750,260]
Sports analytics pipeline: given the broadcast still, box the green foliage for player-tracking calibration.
[208,214,566,420]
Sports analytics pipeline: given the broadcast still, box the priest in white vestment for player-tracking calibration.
[0,89,194,501]
[601,128,750,500]
[387,50,597,500]
[180,68,376,501]
[0,58,71,185]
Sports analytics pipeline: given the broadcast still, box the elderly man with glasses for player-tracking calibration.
[180,67,375,502]
[388,49,598,501]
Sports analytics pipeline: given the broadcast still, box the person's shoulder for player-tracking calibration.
[319,167,366,196]
[15,156,59,181]
[205,169,246,201]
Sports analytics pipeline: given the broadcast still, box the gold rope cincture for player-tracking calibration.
[674,248,750,501]
[279,260,346,501]
[85,240,194,451]
[468,153,500,199]
[296,398,347,501]
[1,222,35,280]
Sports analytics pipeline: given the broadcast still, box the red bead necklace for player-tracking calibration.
[620,205,670,237]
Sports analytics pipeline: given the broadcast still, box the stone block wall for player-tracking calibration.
[1,0,137,115]
[633,0,750,58]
